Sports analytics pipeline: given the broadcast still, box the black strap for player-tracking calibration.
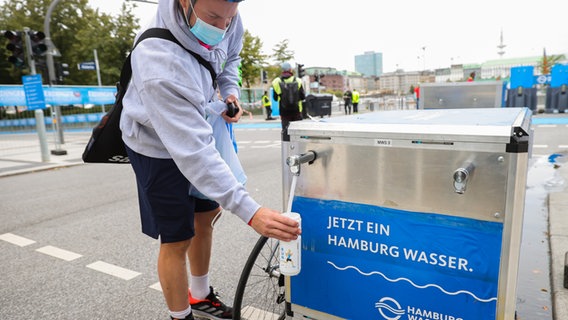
[118,28,218,93]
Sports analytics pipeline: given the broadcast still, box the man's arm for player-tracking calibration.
[272,78,281,101]
[298,81,306,101]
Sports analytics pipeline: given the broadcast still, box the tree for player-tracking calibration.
[539,48,566,76]
[271,39,294,66]
[0,0,139,85]
[239,30,267,105]
[240,30,265,89]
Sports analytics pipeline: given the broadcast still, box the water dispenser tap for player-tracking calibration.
[286,151,317,176]
[453,162,475,194]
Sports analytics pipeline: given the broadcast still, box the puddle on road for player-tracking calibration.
[516,155,565,319]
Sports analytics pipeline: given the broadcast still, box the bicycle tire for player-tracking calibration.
[232,235,286,320]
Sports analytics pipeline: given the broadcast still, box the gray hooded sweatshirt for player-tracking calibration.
[120,0,259,224]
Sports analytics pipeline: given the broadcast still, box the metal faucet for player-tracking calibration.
[286,151,317,176]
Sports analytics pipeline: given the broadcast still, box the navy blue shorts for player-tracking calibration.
[126,146,219,243]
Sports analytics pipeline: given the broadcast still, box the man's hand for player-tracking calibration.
[249,207,301,241]
[222,95,243,123]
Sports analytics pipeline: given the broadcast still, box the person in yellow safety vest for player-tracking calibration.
[352,89,360,113]
[272,62,305,141]
[262,90,274,120]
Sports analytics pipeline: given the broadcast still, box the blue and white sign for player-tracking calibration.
[78,61,97,71]
[290,197,502,320]
[0,85,116,107]
[22,74,46,110]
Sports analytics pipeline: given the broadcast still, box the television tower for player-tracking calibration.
[497,29,506,58]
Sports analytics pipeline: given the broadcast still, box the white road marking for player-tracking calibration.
[533,145,548,148]
[240,306,280,320]
[250,143,281,149]
[0,233,36,247]
[538,125,558,128]
[86,261,141,280]
[149,282,162,292]
[238,141,281,149]
[36,245,82,261]
[559,145,568,149]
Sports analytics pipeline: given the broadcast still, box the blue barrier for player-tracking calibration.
[0,113,104,128]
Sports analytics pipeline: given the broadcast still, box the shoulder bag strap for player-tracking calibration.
[118,28,218,94]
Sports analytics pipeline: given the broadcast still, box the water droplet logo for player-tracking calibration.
[375,297,405,320]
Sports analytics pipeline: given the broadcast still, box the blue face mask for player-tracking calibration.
[186,2,227,46]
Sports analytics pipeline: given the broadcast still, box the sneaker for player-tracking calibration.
[170,312,194,320]
[189,286,233,320]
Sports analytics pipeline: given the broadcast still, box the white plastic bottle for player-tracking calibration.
[279,212,302,276]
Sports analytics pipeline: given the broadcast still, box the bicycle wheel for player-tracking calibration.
[233,235,286,320]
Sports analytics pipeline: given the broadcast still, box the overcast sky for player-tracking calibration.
[86,1,568,72]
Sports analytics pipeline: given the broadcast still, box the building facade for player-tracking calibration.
[355,51,383,77]
[480,56,541,79]
[301,54,565,96]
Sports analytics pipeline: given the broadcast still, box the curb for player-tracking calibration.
[549,164,568,320]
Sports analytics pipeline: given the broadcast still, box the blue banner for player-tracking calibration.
[0,86,26,106]
[0,85,116,107]
[290,197,503,320]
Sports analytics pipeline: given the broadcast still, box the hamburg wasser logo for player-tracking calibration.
[375,297,404,320]
[375,297,465,320]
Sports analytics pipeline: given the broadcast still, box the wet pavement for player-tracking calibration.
[516,157,556,319]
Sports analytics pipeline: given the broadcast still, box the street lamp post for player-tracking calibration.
[421,46,426,71]
[44,0,67,155]
[44,0,62,86]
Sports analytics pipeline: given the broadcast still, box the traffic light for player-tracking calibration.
[56,62,70,83]
[28,31,47,56]
[261,70,268,83]
[297,63,305,78]
[4,30,25,68]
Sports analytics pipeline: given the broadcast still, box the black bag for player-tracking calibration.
[278,76,300,114]
[82,28,217,163]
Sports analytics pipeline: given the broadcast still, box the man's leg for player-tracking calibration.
[188,207,220,287]
[187,204,232,319]
[281,118,291,142]
[158,239,192,315]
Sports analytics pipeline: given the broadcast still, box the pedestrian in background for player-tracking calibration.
[467,71,476,82]
[352,89,360,113]
[272,62,305,141]
[343,89,352,114]
[120,1,301,319]
[414,85,420,108]
[262,90,274,120]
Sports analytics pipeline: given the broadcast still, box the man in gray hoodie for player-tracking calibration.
[120,0,301,319]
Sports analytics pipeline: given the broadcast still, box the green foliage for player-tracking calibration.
[240,30,265,89]
[271,39,294,65]
[539,51,566,75]
[0,0,139,85]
